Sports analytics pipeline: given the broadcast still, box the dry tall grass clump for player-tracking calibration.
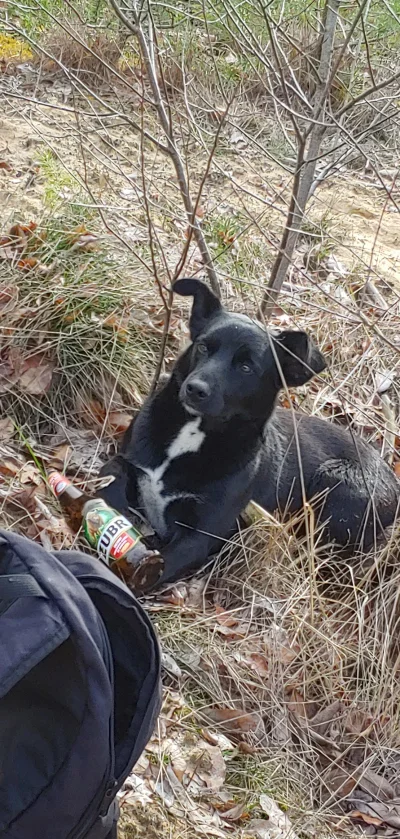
[0,216,159,438]
[40,27,124,87]
[153,513,400,834]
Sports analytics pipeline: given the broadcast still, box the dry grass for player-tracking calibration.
[151,515,400,833]
[40,27,124,86]
[0,215,160,438]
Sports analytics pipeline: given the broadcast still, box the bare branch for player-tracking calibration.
[108,0,221,296]
[261,0,342,316]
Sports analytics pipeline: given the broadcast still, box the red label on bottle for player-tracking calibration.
[109,531,137,561]
[48,472,72,497]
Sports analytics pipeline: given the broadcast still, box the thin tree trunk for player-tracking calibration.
[261,0,342,317]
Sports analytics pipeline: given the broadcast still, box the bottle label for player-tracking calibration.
[83,506,141,563]
[48,471,72,497]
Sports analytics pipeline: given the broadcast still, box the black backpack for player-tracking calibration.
[0,529,161,839]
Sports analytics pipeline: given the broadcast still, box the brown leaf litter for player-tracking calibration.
[117,690,303,839]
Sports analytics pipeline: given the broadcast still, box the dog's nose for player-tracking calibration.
[186,379,210,401]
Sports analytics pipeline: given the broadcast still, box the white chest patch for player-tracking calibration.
[137,417,206,538]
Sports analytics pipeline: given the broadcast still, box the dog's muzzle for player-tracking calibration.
[180,378,211,413]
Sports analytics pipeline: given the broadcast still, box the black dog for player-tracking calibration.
[100,278,399,587]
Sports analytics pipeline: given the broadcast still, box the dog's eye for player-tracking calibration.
[197,343,208,356]
[240,362,253,374]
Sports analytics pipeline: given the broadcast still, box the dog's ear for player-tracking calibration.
[273,330,326,387]
[173,278,222,339]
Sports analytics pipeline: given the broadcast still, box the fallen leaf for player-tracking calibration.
[17,256,38,271]
[325,254,348,277]
[219,801,246,821]
[309,700,343,736]
[102,313,130,337]
[106,410,132,436]
[201,729,234,751]
[246,652,269,677]
[349,810,383,827]
[48,428,107,476]
[215,603,239,628]
[216,623,247,640]
[8,221,36,252]
[205,707,261,735]
[238,741,257,755]
[234,651,269,677]
[0,456,23,477]
[363,800,400,829]
[287,689,309,721]
[70,233,100,252]
[322,766,357,799]
[230,128,248,148]
[162,763,228,837]
[49,443,71,470]
[246,819,276,839]
[122,773,153,807]
[259,794,299,838]
[17,257,52,275]
[157,586,187,607]
[4,485,38,515]
[185,576,207,608]
[0,417,14,442]
[0,161,12,171]
[18,360,54,395]
[67,225,100,252]
[162,729,227,804]
[19,461,43,485]
[0,240,14,260]
[79,398,105,427]
[355,767,396,800]
[242,500,279,527]
[161,652,182,679]
[264,625,300,666]
[344,707,374,735]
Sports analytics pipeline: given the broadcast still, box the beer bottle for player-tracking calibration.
[48,471,164,593]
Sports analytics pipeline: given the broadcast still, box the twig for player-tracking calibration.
[108,0,220,297]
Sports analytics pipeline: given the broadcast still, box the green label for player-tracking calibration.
[83,505,141,562]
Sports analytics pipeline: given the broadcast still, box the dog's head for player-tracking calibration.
[173,278,326,421]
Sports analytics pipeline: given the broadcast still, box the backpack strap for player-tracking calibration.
[0,574,46,600]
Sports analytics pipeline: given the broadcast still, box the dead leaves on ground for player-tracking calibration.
[121,696,236,837]
[147,572,400,838]
[0,423,117,548]
[204,707,263,738]
[74,397,133,436]
[0,439,73,550]
[0,220,100,275]
[66,224,101,253]
[349,800,400,832]
[0,348,54,396]
[120,690,299,839]
[0,221,50,274]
